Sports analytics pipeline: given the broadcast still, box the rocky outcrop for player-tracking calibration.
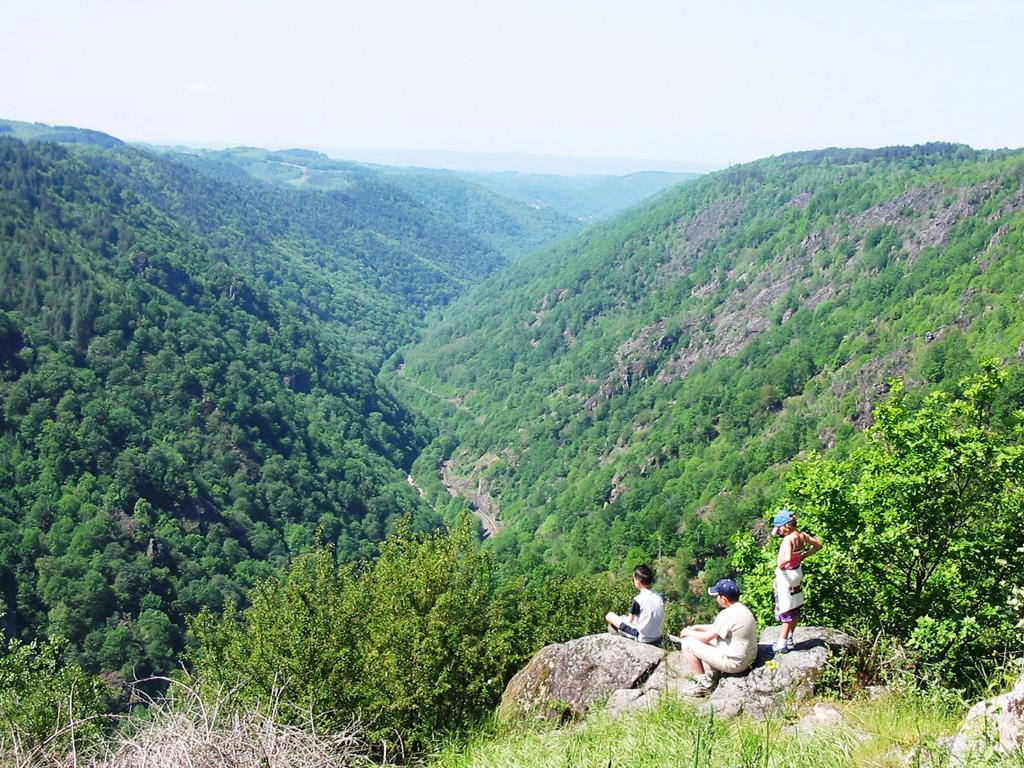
[440,457,501,538]
[692,626,857,718]
[502,627,858,722]
[500,634,663,720]
[949,672,1024,764]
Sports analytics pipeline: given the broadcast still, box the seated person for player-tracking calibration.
[605,564,665,645]
[677,578,757,696]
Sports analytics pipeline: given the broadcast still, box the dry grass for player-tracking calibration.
[3,678,372,768]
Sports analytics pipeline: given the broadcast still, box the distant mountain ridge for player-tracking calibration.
[455,169,700,221]
[161,144,696,262]
[163,145,699,256]
[161,145,581,262]
[0,118,124,148]
[2,119,699,261]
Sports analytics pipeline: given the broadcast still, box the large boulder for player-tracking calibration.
[618,626,857,718]
[949,672,1024,764]
[500,634,664,719]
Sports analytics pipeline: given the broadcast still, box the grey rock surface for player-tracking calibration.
[500,634,664,719]
[700,626,857,718]
[949,672,1024,764]
[605,687,661,715]
[504,627,857,722]
[640,626,857,718]
[642,650,697,697]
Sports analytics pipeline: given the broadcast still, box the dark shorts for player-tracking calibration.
[616,624,662,646]
[617,623,640,639]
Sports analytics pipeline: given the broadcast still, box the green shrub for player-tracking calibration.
[732,361,1024,692]
[192,520,514,754]
[0,638,109,759]
[191,519,645,757]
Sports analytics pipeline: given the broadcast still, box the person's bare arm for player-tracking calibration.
[680,625,718,643]
[799,532,823,557]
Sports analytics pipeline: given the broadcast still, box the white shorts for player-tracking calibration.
[681,636,748,675]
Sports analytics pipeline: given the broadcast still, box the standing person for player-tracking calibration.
[771,509,822,653]
[605,564,665,646]
[677,578,758,696]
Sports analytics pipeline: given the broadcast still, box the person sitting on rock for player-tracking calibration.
[677,578,758,696]
[770,508,822,654]
[605,564,665,646]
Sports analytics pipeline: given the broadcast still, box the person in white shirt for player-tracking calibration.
[677,578,758,696]
[605,564,665,646]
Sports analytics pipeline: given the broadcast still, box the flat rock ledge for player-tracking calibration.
[500,627,857,721]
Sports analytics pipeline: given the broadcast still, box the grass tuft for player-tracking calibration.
[430,691,982,768]
[3,677,371,768]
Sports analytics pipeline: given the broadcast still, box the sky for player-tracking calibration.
[3,0,1022,173]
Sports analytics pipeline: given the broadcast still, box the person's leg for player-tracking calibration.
[681,637,733,676]
[772,582,788,645]
[606,612,641,640]
[680,638,736,696]
[773,608,799,652]
[681,645,705,676]
[787,608,801,647]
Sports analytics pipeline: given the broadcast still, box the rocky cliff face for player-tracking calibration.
[440,456,502,537]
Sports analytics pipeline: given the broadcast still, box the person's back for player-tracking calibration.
[631,586,665,644]
[711,599,757,671]
[605,564,665,645]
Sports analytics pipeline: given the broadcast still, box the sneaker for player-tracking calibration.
[772,639,791,653]
[684,674,716,697]
[786,636,795,650]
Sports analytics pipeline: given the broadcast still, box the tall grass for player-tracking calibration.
[7,678,1023,767]
[430,692,973,768]
[1,678,371,768]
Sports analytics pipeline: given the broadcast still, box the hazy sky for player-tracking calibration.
[3,0,1022,171]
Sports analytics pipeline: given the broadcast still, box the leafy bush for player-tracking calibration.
[0,638,109,761]
[191,520,501,754]
[733,361,1024,691]
[190,518,639,756]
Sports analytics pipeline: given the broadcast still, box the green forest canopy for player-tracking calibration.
[0,134,515,678]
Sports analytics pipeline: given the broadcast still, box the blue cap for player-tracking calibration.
[772,509,795,529]
[708,578,740,600]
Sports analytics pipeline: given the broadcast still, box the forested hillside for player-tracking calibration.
[0,134,516,679]
[0,119,124,149]
[391,144,1024,595]
[161,144,699,256]
[169,145,582,262]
